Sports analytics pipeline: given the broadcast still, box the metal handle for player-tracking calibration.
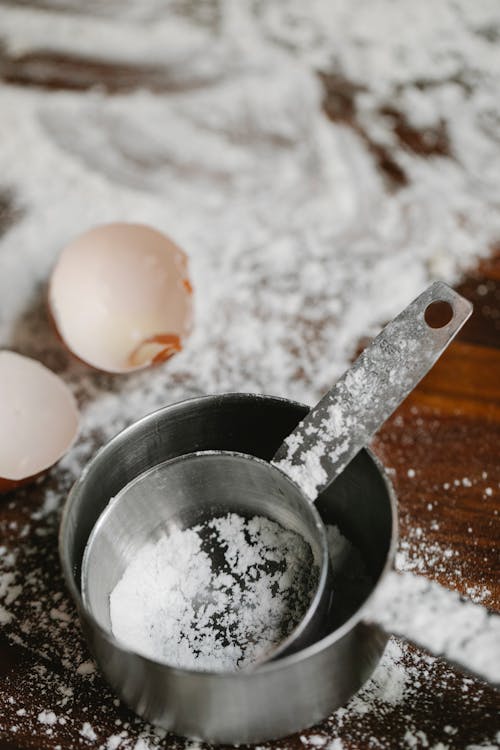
[363,570,500,686]
[272,282,473,500]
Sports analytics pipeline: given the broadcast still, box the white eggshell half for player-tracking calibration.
[0,351,79,487]
[49,223,193,374]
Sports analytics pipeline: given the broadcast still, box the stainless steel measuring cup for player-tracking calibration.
[61,394,397,743]
[81,281,476,666]
[61,392,499,743]
[82,450,333,668]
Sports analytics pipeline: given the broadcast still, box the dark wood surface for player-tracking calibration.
[0,6,499,749]
[0,258,498,750]
[375,258,500,611]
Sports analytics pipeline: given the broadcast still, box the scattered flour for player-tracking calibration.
[80,721,98,741]
[1,0,500,463]
[303,734,329,747]
[76,660,96,676]
[107,735,124,750]
[0,0,499,747]
[38,710,57,726]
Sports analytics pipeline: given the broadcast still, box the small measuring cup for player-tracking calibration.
[82,282,472,667]
[83,450,334,668]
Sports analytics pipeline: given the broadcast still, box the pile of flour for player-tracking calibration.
[109,513,318,671]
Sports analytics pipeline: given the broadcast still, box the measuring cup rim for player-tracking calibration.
[60,392,398,680]
[80,447,332,672]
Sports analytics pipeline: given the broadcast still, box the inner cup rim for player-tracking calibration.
[80,448,332,672]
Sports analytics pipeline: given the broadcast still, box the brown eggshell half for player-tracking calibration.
[48,223,193,374]
[0,351,79,493]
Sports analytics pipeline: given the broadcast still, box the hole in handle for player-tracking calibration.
[424,300,454,328]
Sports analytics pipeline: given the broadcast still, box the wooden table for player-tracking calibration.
[1,255,498,750]
[0,3,499,748]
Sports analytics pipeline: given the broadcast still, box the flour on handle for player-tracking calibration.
[364,570,500,686]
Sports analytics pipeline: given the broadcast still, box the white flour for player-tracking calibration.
[109,513,318,671]
[1,0,500,460]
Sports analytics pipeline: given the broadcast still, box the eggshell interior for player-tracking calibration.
[0,351,79,484]
[49,223,193,373]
